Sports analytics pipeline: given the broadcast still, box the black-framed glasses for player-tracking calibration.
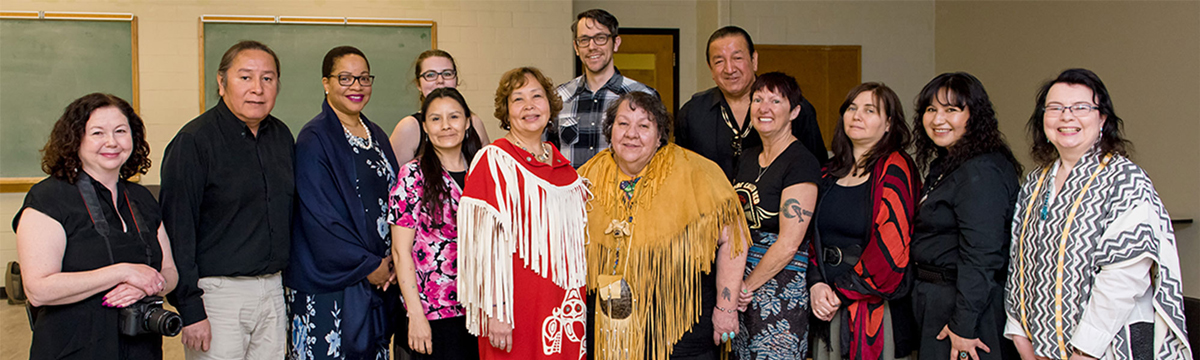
[1044,103,1098,117]
[575,34,611,47]
[336,74,375,86]
[420,70,457,82]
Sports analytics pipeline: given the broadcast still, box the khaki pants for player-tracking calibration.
[186,272,286,360]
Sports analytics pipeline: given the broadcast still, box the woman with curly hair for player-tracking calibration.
[456,67,590,359]
[14,93,178,359]
[809,82,920,360]
[909,72,1021,360]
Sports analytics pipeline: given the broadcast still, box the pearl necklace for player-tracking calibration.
[342,116,371,150]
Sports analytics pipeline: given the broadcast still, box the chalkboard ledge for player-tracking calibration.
[0,177,42,193]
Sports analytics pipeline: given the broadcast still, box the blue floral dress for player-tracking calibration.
[286,129,396,360]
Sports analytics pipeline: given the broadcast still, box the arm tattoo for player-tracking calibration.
[781,198,813,222]
[722,287,732,301]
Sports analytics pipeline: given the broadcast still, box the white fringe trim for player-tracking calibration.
[457,145,591,335]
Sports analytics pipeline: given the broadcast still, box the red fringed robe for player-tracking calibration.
[457,139,591,360]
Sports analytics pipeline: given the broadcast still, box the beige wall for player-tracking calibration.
[729,0,936,112]
[0,0,575,270]
[3,0,1196,298]
[934,0,1200,296]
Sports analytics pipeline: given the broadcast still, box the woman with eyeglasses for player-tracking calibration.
[285,46,399,359]
[389,49,491,164]
[909,72,1021,360]
[1005,69,1191,359]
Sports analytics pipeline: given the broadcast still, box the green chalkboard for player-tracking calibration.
[0,18,135,178]
[202,22,433,138]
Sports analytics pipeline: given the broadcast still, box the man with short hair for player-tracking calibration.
[161,40,293,360]
[676,26,827,182]
[550,8,657,168]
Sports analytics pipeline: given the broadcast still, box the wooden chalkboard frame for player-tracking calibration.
[197,15,437,114]
[0,11,139,193]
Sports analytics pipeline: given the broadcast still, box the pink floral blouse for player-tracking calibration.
[387,160,465,320]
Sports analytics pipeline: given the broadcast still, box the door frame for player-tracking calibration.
[574,27,680,114]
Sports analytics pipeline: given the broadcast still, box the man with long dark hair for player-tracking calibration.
[160,40,293,360]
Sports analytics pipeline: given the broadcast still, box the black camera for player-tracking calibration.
[118,296,182,337]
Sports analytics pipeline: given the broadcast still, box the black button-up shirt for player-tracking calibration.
[675,87,828,182]
[160,100,294,325]
[911,152,1018,338]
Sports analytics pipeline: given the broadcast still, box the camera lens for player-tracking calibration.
[145,307,183,337]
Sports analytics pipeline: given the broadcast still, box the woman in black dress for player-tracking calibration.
[909,72,1021,360]
[14,93,178,360]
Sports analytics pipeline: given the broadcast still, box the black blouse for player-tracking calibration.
[813,178,871,281]
[910,152,1018,338]
[13,176,163,360]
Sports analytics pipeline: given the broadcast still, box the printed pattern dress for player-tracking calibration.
[388,160,467,319]
[730,141,822,360]
[287,129,396,360]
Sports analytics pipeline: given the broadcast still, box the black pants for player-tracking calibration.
[409,316,479,360]
[911,280,1016,360]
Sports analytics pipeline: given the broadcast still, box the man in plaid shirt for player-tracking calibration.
[550,8,657,168]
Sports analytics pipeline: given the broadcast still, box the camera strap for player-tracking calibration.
[77,172,153,266]
[27,173,153,330]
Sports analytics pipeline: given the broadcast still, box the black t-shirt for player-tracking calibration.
[732,141,822,236]
[449,170,466,189]
[14,176,164,360]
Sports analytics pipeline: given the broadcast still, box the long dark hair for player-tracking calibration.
[911,72,1021,175]
[417,87,482,221]
[1026,68,1130,167]
[42,93,150,183]
[827,82,910,178]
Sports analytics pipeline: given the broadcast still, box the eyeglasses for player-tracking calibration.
[335,74,375,87]
[420,70,457,82]
[575,34,611,47]
[1044,103,1098,117]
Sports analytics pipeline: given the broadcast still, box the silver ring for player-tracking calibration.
[958,351,968,359]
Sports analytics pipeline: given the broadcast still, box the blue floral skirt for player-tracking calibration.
[286,288,389,360]
[733,231,810,360]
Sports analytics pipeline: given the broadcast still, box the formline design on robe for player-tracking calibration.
[457,144,591,359]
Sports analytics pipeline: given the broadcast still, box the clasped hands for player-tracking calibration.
[102,263,166,308]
